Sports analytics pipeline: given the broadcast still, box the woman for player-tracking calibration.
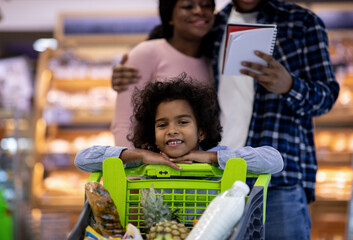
[111,0,216,148]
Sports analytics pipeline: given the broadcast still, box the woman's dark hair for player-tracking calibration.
[129,73,222,151]
[148,0,216,57]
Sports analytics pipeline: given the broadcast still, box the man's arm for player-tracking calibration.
[239,15,339,117]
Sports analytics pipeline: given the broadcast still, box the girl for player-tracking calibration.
[75,74,283,174]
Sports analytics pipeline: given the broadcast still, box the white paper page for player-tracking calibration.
[223,28,276,76]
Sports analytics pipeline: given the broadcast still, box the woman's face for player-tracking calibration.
[232,0,263,13]
[170,0,215,41]
[154,99,205,158]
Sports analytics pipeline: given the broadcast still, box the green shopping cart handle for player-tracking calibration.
[87,158,268,183]
[124,162,224,178]
[86,161,224,182]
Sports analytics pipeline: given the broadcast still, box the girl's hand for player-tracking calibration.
[140,150,183,170]
[167,151,217,164]
[120,149,182,170]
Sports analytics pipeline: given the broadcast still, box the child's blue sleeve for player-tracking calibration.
[74,145,127,172]
[213,145,284,174]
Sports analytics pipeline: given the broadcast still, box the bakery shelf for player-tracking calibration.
[51,78,111,91]
[317,152,353,165]
[315,108,353,127]
[43,107,114,126]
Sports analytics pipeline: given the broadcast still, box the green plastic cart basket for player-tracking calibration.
[67,157,270,240]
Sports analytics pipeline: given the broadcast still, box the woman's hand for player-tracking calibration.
[167,150,217,164]
[111,53,140,92]
[240,50,293,94]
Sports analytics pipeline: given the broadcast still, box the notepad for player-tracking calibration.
[222,23,277,76]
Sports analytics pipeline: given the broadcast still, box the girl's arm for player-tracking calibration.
[74,145,127,172]
[169,145,284,174]
[74,145,182,172]
[216,145,284,174]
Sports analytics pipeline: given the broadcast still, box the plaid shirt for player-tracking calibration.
[211,0,340,203]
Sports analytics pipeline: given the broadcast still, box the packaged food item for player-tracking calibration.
[186,181,249,240]
[84,226,121,240]
[122,224,143,240]
[85,182,124,237]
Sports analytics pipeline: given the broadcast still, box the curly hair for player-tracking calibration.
[129,73,222,151]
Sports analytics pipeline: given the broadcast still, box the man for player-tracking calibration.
[111,0,339,238]
[211,0,339,239]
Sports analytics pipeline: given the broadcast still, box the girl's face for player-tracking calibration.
[154,99,205,158]
[170,0,214,41]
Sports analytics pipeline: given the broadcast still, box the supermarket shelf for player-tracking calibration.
[35,195,85,211]
[51,78,111,91]
[317,152,353,165]
[43,108,114,126]
[315,108,353,127]
[71,111,114,124]
[0,108,15,118]
[343,75,353,87]
[316,195,351,202]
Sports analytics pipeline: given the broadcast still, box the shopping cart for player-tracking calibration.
[67,157,270,240]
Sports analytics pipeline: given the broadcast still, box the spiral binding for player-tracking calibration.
[269,27,277,55]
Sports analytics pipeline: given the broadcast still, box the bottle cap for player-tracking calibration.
[232,181,250,196]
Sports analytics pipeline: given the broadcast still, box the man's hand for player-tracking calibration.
[240,51,293,94]
[111,53,140,92]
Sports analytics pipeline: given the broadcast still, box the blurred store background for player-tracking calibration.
[0,0,353,239]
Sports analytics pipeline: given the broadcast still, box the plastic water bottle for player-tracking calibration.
[186,180,250,240]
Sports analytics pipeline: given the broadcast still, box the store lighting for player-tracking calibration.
[0,137,17,154]
[0,170,8,182]
[33,38,58,52]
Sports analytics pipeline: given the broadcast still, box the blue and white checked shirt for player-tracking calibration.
[210,0,340,203]
[74,145,283,175]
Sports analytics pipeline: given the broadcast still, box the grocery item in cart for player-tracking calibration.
[141,184,190,240]
[186,180,250,240]
[141,184,179,229]
[122,224,143,240]
[148,220,189,240]
[85,181,124,237]
[67,158,270,240]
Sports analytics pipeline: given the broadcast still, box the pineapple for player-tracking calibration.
[140,184,172,229]
[140,184,190,240]
[148,220,190,240]
[154,232,173,240]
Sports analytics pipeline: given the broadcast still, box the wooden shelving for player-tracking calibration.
[32,16,146,212]
[51,78,111,91]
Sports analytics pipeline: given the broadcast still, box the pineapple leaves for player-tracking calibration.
[140,184,180,229]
